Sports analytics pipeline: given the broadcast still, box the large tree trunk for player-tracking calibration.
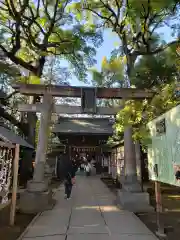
[19,100,37,186]
[19,59,45,186]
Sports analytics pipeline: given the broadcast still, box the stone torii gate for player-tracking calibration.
[13,83,154,213]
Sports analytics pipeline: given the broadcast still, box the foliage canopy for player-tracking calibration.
[0,0,103,80]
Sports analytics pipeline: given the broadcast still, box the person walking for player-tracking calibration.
[63,154,74,200]
[71,159,78,185]
[64,169,73,200]
[85,162,91,176]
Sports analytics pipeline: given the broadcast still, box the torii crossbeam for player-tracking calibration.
[13,83,154,99]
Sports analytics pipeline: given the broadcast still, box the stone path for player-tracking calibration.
[20,176,158,240]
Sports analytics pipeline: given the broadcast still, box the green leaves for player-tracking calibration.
[29,75,41,84]
[115,83,180,145]
[131,48,179,89]
[113,44,180,145]
[0,60,20,77]
[82,0,180,57]
[0,0,103,81]
[91,55,124,88]
[37,17,47,28]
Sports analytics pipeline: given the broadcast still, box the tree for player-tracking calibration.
[0,0,102,80]
[131,46,180,89]
[76,0,180,174]
[0,52,28,134]
[0,0,103,142]
[77,0,180,85]
[42,57,71,85]
[115,48,180,146]
[90,56,124,107]
[0,50,20,90]
[91,56,124,87]
[0,0,103,185]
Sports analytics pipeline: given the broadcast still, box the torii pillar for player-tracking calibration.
[19,94,53,213]
[123,127,141,192]
[117,127,153,212]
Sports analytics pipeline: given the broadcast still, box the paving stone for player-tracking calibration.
[41,209,71,217]
[70,209,104,226]
[24,215,68,237]
[67,234,157,240]
[21,176,158,240]
[24,226,67,237]
[103,212,154,235]
[24,235,65,240]
[67,225,109,234]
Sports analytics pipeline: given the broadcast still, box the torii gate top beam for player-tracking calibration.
[13,83,154,99]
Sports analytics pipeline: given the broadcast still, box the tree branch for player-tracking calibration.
[115,0,121,21]
[0,105,28,136]
[42,0,51,20]
[99,0,117,19]
[136,39,180,56]
[83,6,114,27]
[0,44,38,74]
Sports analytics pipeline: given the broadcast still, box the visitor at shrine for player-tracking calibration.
[60,153,75,200]
[72,158,78,174]
[85,162,91,176]
[64,160,76,200]
[64,170,73,200]
[71,159,78,184]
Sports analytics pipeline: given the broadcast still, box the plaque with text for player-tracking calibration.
[81,88,96,114]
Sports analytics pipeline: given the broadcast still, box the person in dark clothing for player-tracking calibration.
[72,159,78,175]
[63,157,75,200]
[64,170,73,200]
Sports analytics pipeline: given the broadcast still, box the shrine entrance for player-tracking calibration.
[70,146,97,164]
[12,83,154,213]
[53,117,113,174]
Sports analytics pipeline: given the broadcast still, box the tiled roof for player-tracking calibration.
[53,118,113,135]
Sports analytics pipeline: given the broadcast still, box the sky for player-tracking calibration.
[68,26,174,87]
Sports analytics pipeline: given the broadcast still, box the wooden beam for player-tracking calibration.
[0,141,15,148]
[10,144,20,226]
[71,146,99,148]
[13,83,154,99]
[18,103,122,115]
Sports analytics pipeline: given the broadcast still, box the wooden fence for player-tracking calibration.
[0,141,20,225]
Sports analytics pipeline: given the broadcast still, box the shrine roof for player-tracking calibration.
[53,117,113,135]
[0,126,34,149]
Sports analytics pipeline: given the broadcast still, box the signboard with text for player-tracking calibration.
[147,105,180,186]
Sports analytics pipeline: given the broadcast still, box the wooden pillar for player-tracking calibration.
[112,149,116,180]
[115,147,118,180]
[10,144,20,226]
[108,154,111,175]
